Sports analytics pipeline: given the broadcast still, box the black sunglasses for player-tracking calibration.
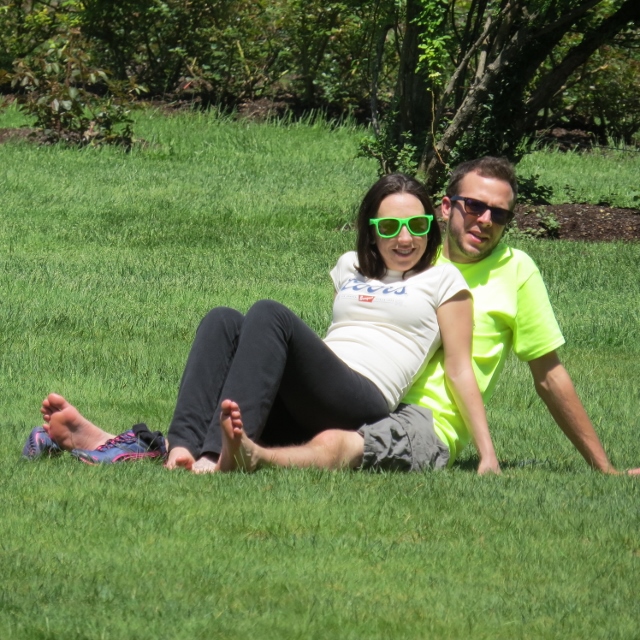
[449,196,514,226]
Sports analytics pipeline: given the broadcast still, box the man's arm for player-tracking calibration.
[438,292,500,475]
[528,351,639,475]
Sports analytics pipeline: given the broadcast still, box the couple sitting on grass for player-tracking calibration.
[25,156,639,476]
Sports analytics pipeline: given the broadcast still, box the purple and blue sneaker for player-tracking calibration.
[70,430,167,465]
[22,426,62,460]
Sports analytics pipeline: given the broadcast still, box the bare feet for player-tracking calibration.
[191,454,219,474]
[216,399,261,472]
[165,446,196,470]
[40,393,114,451]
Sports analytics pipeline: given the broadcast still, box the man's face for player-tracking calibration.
[442,171,515,264]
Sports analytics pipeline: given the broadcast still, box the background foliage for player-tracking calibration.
[1,1,639,183]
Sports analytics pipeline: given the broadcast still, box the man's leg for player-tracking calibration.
[215,400,365,473]
[41,393,115,451]
[189,396,303,472]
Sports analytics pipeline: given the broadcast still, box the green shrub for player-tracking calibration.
[10,29,136,147]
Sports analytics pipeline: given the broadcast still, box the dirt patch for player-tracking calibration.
[0,127,44,144]
[237,98,292,121]
[511,203,640,242]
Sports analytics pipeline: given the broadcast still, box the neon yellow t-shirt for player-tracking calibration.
[402,243,565,463]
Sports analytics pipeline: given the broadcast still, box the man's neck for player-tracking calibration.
[442,240,452,262]
[442,235,498,265]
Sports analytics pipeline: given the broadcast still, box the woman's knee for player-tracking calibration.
[196,306,244,337]
[245,299,292,326]
[247,299,285,315]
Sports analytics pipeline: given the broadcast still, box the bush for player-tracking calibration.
[10,29,136,147]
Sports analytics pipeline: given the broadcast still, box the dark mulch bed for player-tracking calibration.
[511,203,640,242]
[2,126,639,242]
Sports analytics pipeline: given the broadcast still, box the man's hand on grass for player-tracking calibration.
[477,456,501,475]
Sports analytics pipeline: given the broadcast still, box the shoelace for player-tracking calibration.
[95,431,137,451]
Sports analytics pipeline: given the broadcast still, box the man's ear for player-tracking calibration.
[441,196,452,222]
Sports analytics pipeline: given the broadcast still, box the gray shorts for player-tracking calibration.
[358,404,449,472]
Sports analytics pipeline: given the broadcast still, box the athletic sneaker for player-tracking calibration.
[22,426,62,460]
[70,430,167,465]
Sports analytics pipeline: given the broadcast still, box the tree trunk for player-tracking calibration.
[395,0,431,144]
[421,25,531,190]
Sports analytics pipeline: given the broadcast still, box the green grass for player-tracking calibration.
[0,108,639,639]
[517,146,640,207]
[2,466,639,639]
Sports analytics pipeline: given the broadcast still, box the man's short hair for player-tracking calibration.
[446,157,518,204]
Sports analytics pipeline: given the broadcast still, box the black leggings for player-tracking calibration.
[166,300,389,458]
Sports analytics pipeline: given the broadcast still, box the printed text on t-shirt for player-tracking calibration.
[339,278,408,296]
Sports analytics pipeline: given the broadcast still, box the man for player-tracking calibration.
[211,156,637,475]
[27,157,639,475]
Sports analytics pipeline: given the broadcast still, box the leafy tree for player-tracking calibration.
[366,0,640,190]
[1,1,137,146]
[272,0,374,108]
[79,0,238,96]
[0,1,72,73]
[546,29,640,144]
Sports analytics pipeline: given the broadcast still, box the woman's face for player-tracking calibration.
[373,193,429,273]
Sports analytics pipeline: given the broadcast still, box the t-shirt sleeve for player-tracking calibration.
[437,264,470,307]
[512,265,565,361]
[330,252,354,293]
[330,263,340,292]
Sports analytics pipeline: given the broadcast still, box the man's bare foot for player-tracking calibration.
[216,399,261,472]
[191,454,219,474]
[41,393,114,451]
[165,446,196,470]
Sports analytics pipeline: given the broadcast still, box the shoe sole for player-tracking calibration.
[73,450,165,465]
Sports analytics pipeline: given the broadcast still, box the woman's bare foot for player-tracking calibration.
[41,393,114,451]
[165,446,196,470]
[216,399,261,472]
[191,454,219,474]
[40,393,69,424]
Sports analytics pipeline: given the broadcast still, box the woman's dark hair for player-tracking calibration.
[356,173,440,279]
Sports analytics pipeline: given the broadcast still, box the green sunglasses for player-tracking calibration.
[369,215,433,238]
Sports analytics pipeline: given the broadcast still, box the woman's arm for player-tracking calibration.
[436,291,501,475]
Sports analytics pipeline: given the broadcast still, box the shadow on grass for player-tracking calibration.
[455,456,554,472]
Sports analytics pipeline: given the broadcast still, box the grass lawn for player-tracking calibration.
[0,108,639,639]
[517,146,640,208]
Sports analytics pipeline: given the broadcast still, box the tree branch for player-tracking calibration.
[526,0,640,123]
[420,23,531,186]
[423,0,522,156]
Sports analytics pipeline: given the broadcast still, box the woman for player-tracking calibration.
[35,173,497,474]
[163,173,497,473]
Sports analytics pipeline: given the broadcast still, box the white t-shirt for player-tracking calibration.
[324,251,469,410]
